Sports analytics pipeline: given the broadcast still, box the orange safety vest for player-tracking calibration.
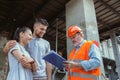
[68,41,100,80]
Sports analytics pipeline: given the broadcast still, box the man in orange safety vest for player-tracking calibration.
[63,25,101,80]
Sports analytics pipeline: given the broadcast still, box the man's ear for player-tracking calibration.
[33,23,37,30]
[80,32,84,38]
[33,25,35,30]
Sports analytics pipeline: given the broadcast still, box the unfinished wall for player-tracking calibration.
[101,39,115,60]
[0,35,8,80]
[100,37,120,80]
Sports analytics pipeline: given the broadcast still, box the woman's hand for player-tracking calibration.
[19,55,37,72]
[19,55,33,69]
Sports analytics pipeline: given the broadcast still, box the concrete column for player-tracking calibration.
[66,0,105,80]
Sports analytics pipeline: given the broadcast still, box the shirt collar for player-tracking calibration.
[32,37,42,40]
[75,40,86,49]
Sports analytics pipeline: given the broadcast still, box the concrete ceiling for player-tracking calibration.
[0,0,120,55]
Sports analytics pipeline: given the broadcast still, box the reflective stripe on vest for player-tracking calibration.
[70,72,98,80]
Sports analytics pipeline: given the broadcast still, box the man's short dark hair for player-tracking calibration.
[34,18,49,27]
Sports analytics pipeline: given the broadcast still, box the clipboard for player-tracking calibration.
[43,50,66,70]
